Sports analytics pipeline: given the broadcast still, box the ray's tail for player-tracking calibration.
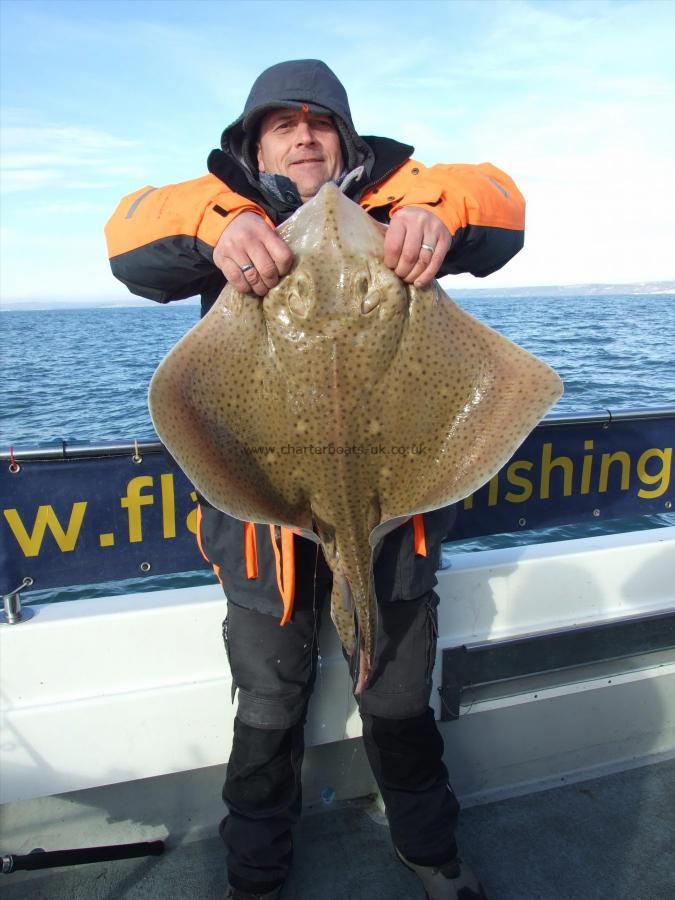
[327,555,377,695]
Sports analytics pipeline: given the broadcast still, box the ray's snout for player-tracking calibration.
[276,181,385,263]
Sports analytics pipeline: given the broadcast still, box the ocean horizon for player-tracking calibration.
[2,279,674,312]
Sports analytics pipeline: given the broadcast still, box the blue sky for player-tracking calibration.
[1,0,674,302]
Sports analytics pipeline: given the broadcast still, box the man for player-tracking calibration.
[106,59,525,900]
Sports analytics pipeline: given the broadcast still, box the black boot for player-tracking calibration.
[396,848,488,899]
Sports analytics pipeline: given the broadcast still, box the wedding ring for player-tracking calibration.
[421,243,435,253]
[239,263,255,273]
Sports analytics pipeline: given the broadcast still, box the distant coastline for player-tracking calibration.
[1,280,674,311]
[448,280,675,300]
[0,297,201,311]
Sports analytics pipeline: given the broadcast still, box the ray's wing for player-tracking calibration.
[374,283,563,521]
[149,289,312,528]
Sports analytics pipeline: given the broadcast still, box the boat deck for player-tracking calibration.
[4,756,673,900]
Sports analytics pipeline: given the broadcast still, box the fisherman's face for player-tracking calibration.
[256,108,344,203]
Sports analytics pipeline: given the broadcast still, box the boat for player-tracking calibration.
[1,407,674,898]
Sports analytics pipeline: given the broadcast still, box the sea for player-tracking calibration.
[2,292,674,603]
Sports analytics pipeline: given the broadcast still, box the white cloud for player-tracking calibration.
[1,168,62,192]
[0,118,140,193]
[30,201,113,216]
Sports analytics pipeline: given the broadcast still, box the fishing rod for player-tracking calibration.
[1,839,165,873]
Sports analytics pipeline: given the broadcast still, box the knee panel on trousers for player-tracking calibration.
[224,718,304,818]
[224,599,321,729]
[362,708,447,791]
[358,591,439,719]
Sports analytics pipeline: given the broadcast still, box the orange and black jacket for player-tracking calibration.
[105,139,523,615]
[105,136,525,316]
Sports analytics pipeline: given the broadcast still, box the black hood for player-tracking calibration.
[221,59,375,178]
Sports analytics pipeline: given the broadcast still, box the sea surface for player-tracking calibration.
[2,293,674,602]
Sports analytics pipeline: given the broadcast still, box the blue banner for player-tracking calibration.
[1,411,672,595]
[0,450,209,595]
[450,412,674,539]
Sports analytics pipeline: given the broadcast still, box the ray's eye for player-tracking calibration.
[355,274,369,299]
[361,291,381,314]
[354,272,381,315]
[288,273,312,318]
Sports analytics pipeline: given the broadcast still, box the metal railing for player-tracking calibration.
[2,406,672,462]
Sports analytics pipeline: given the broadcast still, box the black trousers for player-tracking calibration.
[220,585,460,894]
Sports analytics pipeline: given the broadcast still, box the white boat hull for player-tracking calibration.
[2,528,674,854]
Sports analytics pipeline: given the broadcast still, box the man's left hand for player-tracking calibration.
[383,207,452,288]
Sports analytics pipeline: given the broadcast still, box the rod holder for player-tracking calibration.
[1,578,34,625]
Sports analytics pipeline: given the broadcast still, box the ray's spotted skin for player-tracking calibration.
[149,184,563,694]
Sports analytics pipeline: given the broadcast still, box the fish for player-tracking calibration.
[148,182,563,694]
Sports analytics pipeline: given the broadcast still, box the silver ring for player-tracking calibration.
[421,242,435,253]
[239,263,255,274]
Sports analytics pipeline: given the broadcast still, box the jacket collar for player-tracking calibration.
[206,135,414,224]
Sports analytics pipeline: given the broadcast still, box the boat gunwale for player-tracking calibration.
[2,406,674,462]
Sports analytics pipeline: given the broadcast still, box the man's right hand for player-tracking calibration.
[213,211,294,297]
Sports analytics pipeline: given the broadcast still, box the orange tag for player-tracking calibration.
[302,103,309,113]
